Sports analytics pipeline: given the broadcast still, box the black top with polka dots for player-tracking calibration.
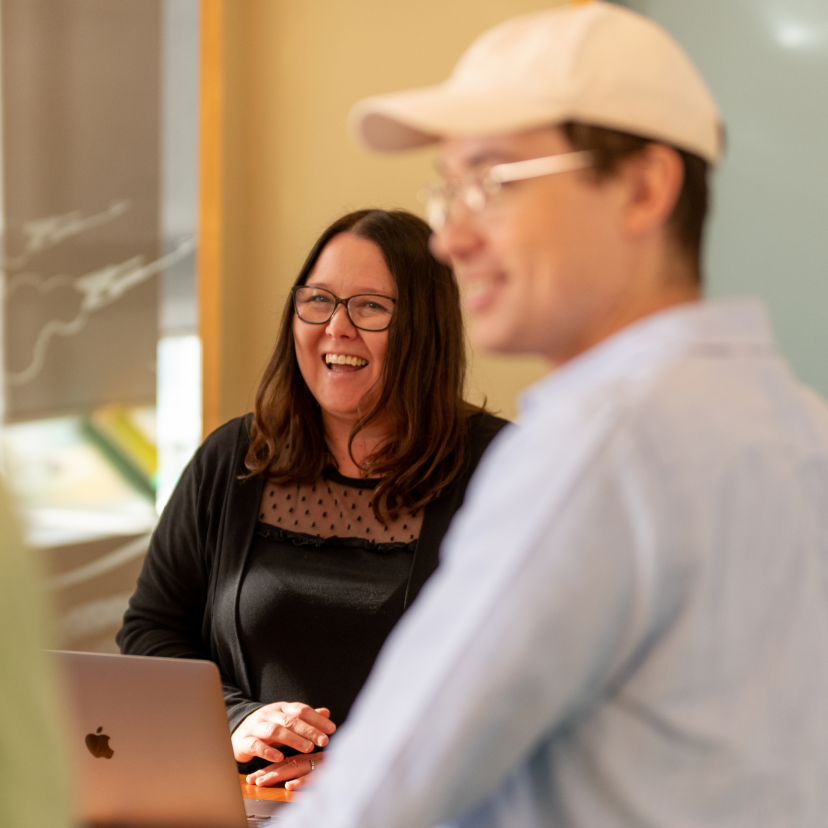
[257,467,424,543]
[239,468,424,742]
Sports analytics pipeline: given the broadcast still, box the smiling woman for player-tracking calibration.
[246,209,504,519]
[117,208,508,790]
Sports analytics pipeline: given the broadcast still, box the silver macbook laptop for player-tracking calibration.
[53,650,288,827]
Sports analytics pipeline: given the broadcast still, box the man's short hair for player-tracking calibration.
[562,122,710,281]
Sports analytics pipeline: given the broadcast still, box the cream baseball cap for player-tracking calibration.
[349,1,722,164]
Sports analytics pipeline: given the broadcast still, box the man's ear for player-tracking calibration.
[620,143,684,240]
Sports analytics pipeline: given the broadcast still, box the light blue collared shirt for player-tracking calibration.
[278,299,828,828]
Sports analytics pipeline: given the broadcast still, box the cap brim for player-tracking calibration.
[348,84,568,153]
[350,85,721,165]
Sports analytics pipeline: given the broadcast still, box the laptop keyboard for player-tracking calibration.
[247,815,278,826]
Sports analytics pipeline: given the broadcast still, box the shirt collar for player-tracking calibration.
[519,298,775,420]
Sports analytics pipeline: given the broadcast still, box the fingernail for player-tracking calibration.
[317,735,328,746]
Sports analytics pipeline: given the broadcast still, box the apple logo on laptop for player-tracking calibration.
[85,726,114,759]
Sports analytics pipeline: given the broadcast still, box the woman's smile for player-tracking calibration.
[323,353,369,369]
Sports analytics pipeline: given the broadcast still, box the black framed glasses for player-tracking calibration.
[291,285,396,332]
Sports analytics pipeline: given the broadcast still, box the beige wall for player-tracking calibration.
[209,0,565,430]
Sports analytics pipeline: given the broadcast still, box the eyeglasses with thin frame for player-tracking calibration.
[422,150,593,231]
[292,285,396,332]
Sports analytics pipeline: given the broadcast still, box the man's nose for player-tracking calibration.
[429,211,484,264]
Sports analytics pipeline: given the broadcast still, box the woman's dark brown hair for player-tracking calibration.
[245,208,478,521]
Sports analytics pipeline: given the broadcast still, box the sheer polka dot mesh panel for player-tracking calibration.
[259,476,423,544]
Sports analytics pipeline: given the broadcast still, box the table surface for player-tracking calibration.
[239,774,298,804]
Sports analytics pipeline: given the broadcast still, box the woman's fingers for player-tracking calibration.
[251,721,313,753]
[256,704,336,752]
[236,735,284,764]
[291,704,336,738]
[252,719,323,753]
[246,753,323,788]
[232,702,337,762]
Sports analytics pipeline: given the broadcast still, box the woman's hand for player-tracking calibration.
[232,702,336,764]
[246,752,325,789]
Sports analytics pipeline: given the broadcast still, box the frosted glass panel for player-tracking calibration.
[621,0,828,397]
[0,0,200,654]
[1,0,162,421]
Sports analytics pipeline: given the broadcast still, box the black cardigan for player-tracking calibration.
[118,412,508,731]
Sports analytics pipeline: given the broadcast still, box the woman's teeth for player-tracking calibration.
[325,354,368,367]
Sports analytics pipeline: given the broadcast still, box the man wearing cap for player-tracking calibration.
[271,3,828,826]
